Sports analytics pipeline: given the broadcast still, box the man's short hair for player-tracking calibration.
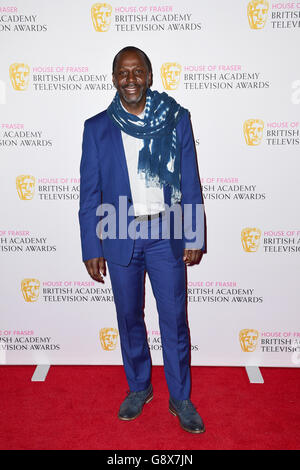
[112,46,153,78]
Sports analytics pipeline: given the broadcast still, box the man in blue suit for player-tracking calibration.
[79,46,205,434]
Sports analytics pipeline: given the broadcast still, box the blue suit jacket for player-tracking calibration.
[79,108,205,266]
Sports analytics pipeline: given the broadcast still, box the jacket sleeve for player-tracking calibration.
[78,120,104,262]
[180,111,206,251]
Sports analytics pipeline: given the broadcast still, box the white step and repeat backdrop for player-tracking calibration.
[0,0,299,367]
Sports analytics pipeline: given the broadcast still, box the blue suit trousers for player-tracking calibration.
[107,213,191,401]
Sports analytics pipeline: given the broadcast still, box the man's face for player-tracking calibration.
[112,51,151,109]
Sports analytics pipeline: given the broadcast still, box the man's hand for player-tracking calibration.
[183,249,203,266]
[84,257,106,283]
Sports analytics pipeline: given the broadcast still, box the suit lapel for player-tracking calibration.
[109,120,132,194]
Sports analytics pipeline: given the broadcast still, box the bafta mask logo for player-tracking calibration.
[161,62,182,90]
[16,175,36,200]
[239,329,259,352]
[91,3,112,32]
[247,0,269,29]
[99,327,118,351]
[9,63,30,91]
[241,227,262,252]
[243,119,264,146]
[21,278,40,303]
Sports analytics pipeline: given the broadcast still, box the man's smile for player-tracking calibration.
[123,85,140,93]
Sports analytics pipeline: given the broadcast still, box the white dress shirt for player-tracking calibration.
[120,104,165,216]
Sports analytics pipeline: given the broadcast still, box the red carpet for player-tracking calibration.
[0,365,299,450]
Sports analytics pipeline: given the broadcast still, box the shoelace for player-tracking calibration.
[125,390,148,402]
[177,400,197,413]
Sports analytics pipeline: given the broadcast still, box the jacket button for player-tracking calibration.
[128,197,132,203]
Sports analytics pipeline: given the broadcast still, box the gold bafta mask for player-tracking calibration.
[91,3,112,32]
[99,327,118,351]
[9,63,30,91]
[243,119,264,146]
[239,329,259,352]
[161,63,182,90]
[16,175,36,200]
[241,227,261,252]
[21,278,40,302]
[247,0,269,29]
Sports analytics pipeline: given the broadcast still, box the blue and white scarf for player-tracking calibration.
[107,88,187,205]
